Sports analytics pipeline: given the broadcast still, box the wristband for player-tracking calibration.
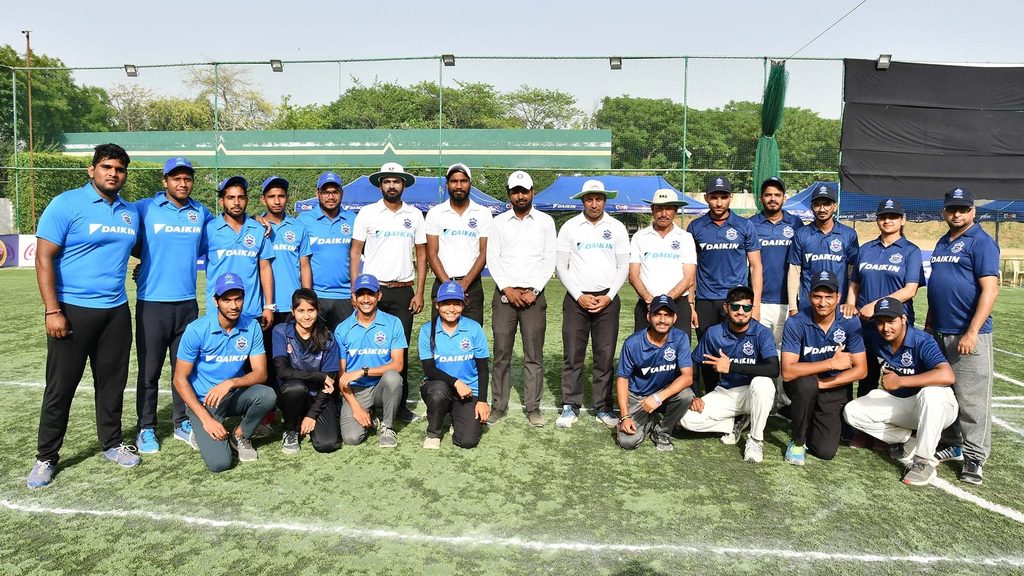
[264,303,277,311]
[652,393,663,405]
[619,415,633,423]
[44,310,62,316]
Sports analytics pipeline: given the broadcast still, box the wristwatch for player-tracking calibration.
[531,288,540,296]
[362,366,369,377]
[264,303,277,312]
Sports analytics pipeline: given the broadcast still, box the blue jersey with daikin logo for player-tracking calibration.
[872,326,948,398]
[927,223,1000,334]
[178,314,265,402]
[203,215,275,318]
[851,236,925,324]
[616,327,692,397]
[134,192,214,302]
[787,219,859,307]
[782,308,865,379]
[36,182,139,308]
[418,317,490,396]
[686,211,760,300]
[691,321,777,389]
[296,206,355,299]
[333,310,407,388]
[748,211,804,304]
[265,214,312,312]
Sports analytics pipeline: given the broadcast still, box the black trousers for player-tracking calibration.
[37,302,132,464]
[320,297,354,332]
[633,296,692,337]
[276,379,341,453]
[694,299,727,394]
[561,291,619,413]
[856,320,881,398]
[377,285,415,409]
[261,312,292,387]
[135,299,197,430]
[431,276,484,326]
[420,380,482,448]
[783,376,848,460]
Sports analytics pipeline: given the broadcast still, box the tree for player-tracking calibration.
[146,97,215,131]
[593,96,686,169]
[504,85,588,129]
[271,96,331,130]
[109,83,155,131]
[187,64,275,130]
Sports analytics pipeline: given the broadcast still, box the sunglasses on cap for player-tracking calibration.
[729,303,753,312]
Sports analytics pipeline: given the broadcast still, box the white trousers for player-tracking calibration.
[680,377,776,441]
[843,387,958,466]
[758,302,790,406]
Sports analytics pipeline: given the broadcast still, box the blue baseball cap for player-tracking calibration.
[876,198,905,216]
[353,274,380,294]
[163,157,194,175]
[871,296,906,319]
[261,175,289,193]
[648,294,676,315]
[317,171,344,190]
[214,272,245,297]
[437,280,466,303]
[217,175,249,193]
[811,183,838,203]
[760,176,786,193]
[810,269,840,293]
[944,186,974,208]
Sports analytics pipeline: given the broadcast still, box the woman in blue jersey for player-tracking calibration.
[419,280,491,449]
[271,288,341,454]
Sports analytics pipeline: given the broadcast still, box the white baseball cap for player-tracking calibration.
[507,170,534,190]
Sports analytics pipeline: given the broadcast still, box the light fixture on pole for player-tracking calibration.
[124,64,139,77]
[441,54,455,67]
[270,59,283,72]
[609,56,623,70]
[876,54,892,70]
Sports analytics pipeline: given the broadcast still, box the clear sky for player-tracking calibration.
[6,0,1024,119]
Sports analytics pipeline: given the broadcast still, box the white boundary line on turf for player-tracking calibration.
[995,373,1024,389]
[995,347,1024,359]
[993,416,1024,439]
[932,478,1024,525]
[994,396,1024,401]
[1,499,1022,567]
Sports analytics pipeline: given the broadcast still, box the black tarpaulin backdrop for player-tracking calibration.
[840,58,1024,200]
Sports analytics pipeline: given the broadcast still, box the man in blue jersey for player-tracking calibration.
[845,297,957,485]
[749,177,804,347]
[680,286,778,463]
[173,273,276,472]
[28,144,142,488]
[687,176,762,394]
[298,171,356,330]
[926,186,1000,485]
[202,176,276,329]
[260,175,312,326]
[615,295,696,452]
[787,184,859,316]
[334,274,406,448]
[132,156,215,454]
[781,270,867,464]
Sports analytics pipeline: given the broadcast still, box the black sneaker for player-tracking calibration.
[960,459,983,485]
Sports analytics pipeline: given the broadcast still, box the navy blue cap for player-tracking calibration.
[871,296,906,319]
[876,198,905,216]
[217,175,249,192]
[809,269,840,293]
[944,186,974,208]
[811,183,838,203]
[436,280,466,302]
[648,294,676,315]
[353,274,380,294]
[261,176,289,194]
[163,157,194,175]
[760,176,786,193]
[317,171,344,190]
[706,176,732,194]
[214,272,245,297]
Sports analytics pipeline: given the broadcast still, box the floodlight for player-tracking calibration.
[876,54,892,70]
[124,64,138,77]
[442,54,456,67]
[270,59,283,72]
[609,56,622,70]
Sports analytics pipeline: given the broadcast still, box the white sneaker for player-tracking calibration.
[720,415,750,445]
[744,437,764,463]
[555,405,578,429]
[423,437,441,450]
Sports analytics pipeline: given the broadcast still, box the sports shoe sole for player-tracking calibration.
[960,474,983,485]
[903,469,937,486]
[555,416,578,429]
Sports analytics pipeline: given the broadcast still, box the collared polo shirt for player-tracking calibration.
[265,214,312,312]
[297,205,356,299]
[748,211,804,304]
[555,211,629,298]
[486,207,557,291]
[178,314,265,402]
[687,211,760,300]
[852,236,925,324]
[203,214,275,318]
[927,223,1000,334]
[628,224,698,297]
[417,316,490,396]
[691,321,777,389]
[424,199,493,278]
[788,219,860,307]
[782,308,866,379]
[352,199,426,283]
[333,310,408,388]
[872,326,948,398]
[36,182,139,308]
[134,192,213,302]
[616,327,692,397]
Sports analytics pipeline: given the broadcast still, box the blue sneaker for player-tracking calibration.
[785,441,806,466]
[102,443,141,468]
[174,420,198,450]
[136,428,159,454]
[27,460,56,489]
[555,405,578,429]
[595,411,618,429]
[935,445,963,463]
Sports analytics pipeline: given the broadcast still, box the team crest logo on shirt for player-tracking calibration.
[663,347,676,362]
[373,331,386,344]
[671,240,680,250]
[602,229,612,240]
[234,336,248,351]
[725,228,738,241]
[341,223,351,235]
[243,234,256,248]
[403,218,412,229]
[468,218,478,229]
[901,350,914,366]
[187,210,199,223]
[783,226,794,238]
[742,341,755,356]
[284,230,296,243]
[120,211,132,225]
[951,241,965,254]
[833,328,846,344]
[889,253,903,264]
[829,239,843,253]
[459,338,472,351]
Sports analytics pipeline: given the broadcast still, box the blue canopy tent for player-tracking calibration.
[533,175,708,214]
[295,176,507,214]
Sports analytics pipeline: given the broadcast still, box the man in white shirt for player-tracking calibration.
[554,180,630,430]
[486,170,557,426]
[628,189,698,334]
[350,162,426,423]
[424,163,493,325]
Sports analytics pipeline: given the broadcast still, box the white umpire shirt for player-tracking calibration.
[555,211,629,299]
[352,199,426,283]
[629,223,698,296]
[424,199,493,278]
[486,207,556,292]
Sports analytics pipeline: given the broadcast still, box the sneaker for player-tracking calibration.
[784,441,806,466]
[136,428,160,454]
[397,407,419,423]
[744,437,764,463]
[230,435,258,462]
[526,409,546,428]
[379,427,398,448]
[720,415,750,445]
[960,459,983,485]
[935,444,964,463]
[488,407,507,424]
[423,437,441,450]
[27,460,56,489]
[651,429,674,452]
[902,457,937,486]
[281,430,300,454]
[595,411,618,429]
[555,405,578,429]
[102,443,141,468]
[173,420,196,447]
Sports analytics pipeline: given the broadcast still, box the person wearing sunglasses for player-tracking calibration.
[679,286,778,463]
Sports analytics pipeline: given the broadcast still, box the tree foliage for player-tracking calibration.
[187,65,274,130]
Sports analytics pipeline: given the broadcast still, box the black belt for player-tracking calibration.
[582,289,611,296]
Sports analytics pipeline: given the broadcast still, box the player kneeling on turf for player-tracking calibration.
[418,280,490,449]
[173,273,277,472]
[615,295,695,451]
[844,297,958,485]
[680,286,778,463]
